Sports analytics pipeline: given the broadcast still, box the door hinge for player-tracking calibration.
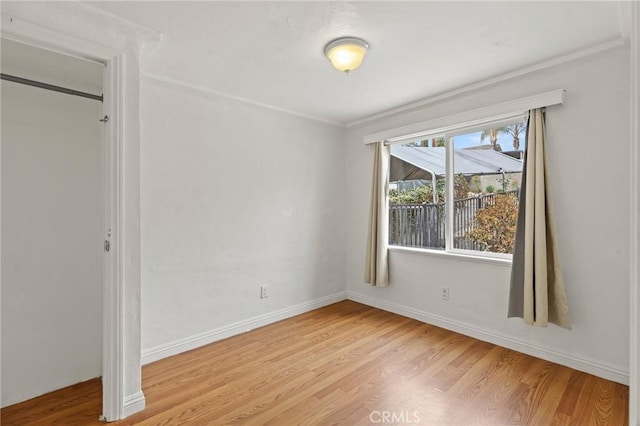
[104,240,110,252]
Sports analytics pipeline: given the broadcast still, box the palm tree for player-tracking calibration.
[480,124,526,151]
[480,128,504,150]
[503,123,525,150]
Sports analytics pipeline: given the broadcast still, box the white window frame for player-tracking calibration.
[365,90,565,263]
[388,113,528,260]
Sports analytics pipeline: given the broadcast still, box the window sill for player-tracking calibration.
[388,245,513,267]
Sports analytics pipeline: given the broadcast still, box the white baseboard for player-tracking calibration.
[141,291,347,365]
[122,390,145,418]
[347,291,629,385]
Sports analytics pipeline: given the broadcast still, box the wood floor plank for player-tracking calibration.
[1,301,629,425]
[445,345,520,406]
[611,381,630,425]
[525,364,572,425]
[0,378,102,425]
[454,353,534,425]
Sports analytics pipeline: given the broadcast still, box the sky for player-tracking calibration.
[454,128,526,151]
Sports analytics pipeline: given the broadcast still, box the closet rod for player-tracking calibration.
[0,73,103,102]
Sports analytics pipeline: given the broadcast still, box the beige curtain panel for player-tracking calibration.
[364,142,390,287]
[508,109,571,329]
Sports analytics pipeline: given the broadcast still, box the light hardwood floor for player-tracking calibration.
[1,301,629,425]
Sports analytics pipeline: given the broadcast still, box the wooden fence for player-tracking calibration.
[389,191,518,250]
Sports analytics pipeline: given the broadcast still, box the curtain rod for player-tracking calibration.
[0,73,103,102]
[363,89,565,145]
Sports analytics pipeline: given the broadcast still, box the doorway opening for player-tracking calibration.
[0,37,105,411]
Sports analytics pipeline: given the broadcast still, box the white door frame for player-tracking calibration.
[1,15,128,421]
[630,2,639,425]
[101,54,125,422]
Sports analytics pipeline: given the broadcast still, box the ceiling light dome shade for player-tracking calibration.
[324,37,369,73]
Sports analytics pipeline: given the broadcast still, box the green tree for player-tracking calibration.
[469,193,518,253]
[453,175,469,200]
[389,175,468,205]
[430,137,445,147]
[389,186,433,204]
[411,137,445,147]
[481,124,526,151]
[480,128,504,150]
[503,123,526,150]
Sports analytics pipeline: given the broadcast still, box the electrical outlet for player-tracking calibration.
[260,285,269,299]
[441,287,449,301]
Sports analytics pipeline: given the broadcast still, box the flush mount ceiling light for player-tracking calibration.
[324,37,369,74]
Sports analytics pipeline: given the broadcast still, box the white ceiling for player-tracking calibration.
[89,1,627,126]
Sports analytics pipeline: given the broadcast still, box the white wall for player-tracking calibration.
[139,77,346,354]
[1,50,103,406]
[345,45,631,383]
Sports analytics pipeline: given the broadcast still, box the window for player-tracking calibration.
[388,114,526,258]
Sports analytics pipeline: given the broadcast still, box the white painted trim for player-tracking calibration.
[346,291,629,385]
[102,55,125,422]
[618,1,632,43]
[388,246,512,267]
[0,15,119,63]
[629,2,639,424]
[122,391,146,419]
[363,89,564,145]
[445,135,454,251]
[142,72,344,128]
[141,292,348,365]
[349,38,623,128]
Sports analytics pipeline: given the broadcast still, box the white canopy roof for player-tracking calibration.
[390,146,523,181]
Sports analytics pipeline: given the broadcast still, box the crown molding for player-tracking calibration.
[142,71,344,128]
